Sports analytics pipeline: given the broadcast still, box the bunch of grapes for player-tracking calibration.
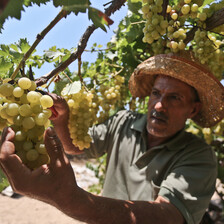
[193,29,224,79]
[141,0,224,80]
[97,75,125,123]
[62,86,98,150]
[0,77,54,169]
[142,0,168,46]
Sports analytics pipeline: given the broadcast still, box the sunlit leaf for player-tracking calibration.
[61,81,81,96]
[88,7,113,32]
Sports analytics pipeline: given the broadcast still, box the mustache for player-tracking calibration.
[150,109,168,121]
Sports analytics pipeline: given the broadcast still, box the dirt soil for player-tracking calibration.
[0,157,99,224]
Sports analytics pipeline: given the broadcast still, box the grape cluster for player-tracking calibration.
[97,75,125,123]
[141,0,224,80]
[62,87,98,150]
[61,75,125,150]
[193,29,224,80]
[0,77,53,169]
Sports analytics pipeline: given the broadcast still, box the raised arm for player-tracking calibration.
[0,127,184,224]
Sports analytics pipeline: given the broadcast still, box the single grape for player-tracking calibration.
[18,77,32,90]
[28,81,37,91]
[35,142,47,154]
[0,83,14,97]
[27,91,41,104]
[26,149,39,161]
[15,130,27,141]
[13,87,24,98]
[35,112,48,126]
[23,141,34,151]
[19,104,32,117]
[40,95,54,108]
[22,117,36,129]
[6,103,19,116]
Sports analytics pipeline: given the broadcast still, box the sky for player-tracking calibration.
[0,1,128,79]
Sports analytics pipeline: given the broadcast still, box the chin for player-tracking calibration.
[147,126,170,138]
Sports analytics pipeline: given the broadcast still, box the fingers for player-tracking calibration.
[0,127,30,190]
[0,127,15,157]
[44,127,68,166]
[48,93,69,121]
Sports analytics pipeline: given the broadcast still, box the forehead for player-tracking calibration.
[153,75,194,95]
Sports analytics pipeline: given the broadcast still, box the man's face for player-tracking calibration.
[147,75,199,138]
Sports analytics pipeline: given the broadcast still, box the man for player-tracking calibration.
[0,52,224,224]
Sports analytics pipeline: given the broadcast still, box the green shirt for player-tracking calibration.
[86,110,217,224]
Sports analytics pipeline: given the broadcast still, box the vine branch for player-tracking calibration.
[10,9,68,80]
[36,0,126,86]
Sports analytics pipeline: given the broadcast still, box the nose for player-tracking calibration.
[154,97,166,112]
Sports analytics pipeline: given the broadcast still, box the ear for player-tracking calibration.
[188,102,202,119]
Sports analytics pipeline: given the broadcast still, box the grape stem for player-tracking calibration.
[10,9,68,80]
[35,0,127,87]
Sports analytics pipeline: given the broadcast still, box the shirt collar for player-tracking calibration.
[130,113,147,132]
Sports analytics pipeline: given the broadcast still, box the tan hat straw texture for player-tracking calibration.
[128,51,224,128]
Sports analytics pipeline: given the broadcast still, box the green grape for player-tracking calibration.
[20,94,29,104]
[171,12,178,20]
[19,104,32,117]
[18,77,32,90]
[15,130,27,141]
[26,149,39,161]
[40,95,54,108]
[6,103,19,116]
[42,109,52,119]
[0,83,14,97]
[13,87,24,98]
[22,117,35,129]
[34,112,48,126]
[35,142,47,154]
[198,12,207,21]
[181,4,190,15]
[27,91,41,104]
[191,4,198,12]
[13,115,24,126]
[31,104,43,114]
[23,141,34,151]
[28,81,37,91]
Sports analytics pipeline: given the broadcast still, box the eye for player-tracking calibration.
[170,95,181,100]
[151,90,160,97]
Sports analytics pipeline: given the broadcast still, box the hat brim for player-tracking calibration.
[128,53,224,128]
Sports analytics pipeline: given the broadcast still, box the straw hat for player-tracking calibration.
[128,51,224,128]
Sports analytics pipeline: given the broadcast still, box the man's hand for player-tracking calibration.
[49,93,69,122]
[48,93,83,155]
[0,127,78,207]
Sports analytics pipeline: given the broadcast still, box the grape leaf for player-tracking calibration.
[61,81,81,96]
[0,0,51,32]
[54,0,91,14]
[88,7,114,32]
[0,57,13,73]
[44,50,65,60]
